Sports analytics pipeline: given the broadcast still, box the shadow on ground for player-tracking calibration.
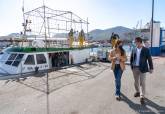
[5,62,110,94]
[121,93,165,114]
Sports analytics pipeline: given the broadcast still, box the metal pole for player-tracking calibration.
[47,17,50,47]
[80,20,82,30]
[43,3,50,114]
[151,0,154,54]
[43,3,49,95]
[87,18,89,40]
[43,0,45,6]
[22,0,26,47]
[43,5,47,48]
[70,12,73,29]
[20,59,22,77]
[66,21,67,31]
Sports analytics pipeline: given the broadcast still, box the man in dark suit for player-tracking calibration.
[130,37,153,104]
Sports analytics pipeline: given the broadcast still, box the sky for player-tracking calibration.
[0,0,165,36]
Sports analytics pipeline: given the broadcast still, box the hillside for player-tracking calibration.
[0,26,134,41]
[88,26,133,41]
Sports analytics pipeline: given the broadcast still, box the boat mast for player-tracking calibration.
[22,0,26,47]
[43,0,47,48]
[87,17,89,40]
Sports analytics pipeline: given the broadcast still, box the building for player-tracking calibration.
[137,21,165,56]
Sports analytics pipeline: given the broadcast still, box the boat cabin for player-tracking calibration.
[0,47,90,76]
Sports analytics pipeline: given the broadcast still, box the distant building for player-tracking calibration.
[140,21,165,56]
[0,36,13,48]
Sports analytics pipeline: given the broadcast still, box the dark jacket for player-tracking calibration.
[130,47,153,73]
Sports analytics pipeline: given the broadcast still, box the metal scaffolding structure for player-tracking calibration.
[22,5,89,40]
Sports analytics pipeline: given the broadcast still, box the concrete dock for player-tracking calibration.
[0,57,165,114]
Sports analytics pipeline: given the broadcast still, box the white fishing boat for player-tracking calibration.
[0,46,91,79]
[0,4,91,80]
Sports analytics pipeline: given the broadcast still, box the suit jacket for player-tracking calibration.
[130,47,153,73]
[109,49,127,71]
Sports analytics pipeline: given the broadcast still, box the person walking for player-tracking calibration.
[130,37,153,104]
[109,40,127,101]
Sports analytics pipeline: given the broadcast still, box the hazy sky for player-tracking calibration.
[0,0,165,36]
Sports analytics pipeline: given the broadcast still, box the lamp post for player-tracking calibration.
[151,0,154,54]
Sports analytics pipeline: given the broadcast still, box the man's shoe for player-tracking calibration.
[115,96,121,101]
[134,92,140,97]
[140,97,145,105]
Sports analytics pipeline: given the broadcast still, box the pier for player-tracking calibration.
[0,57,165,114]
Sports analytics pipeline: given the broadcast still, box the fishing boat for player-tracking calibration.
[0,4,91,80]
[0,46,91,79]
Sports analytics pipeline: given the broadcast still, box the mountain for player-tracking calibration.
[88,26,134,41]
[2,26,134,41]
[52,26,134,41]
[0,33,21,40]
[8,33,21,38]
[53,33,68,38]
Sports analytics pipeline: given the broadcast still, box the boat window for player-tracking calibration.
[24,55,35,65]
[36,54,46,64]
[12,54,24,67]
[5,54,17,65]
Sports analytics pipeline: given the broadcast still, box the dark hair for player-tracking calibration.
[135,37,142,43]
[115,40,125,56]
[115,40,122,48]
